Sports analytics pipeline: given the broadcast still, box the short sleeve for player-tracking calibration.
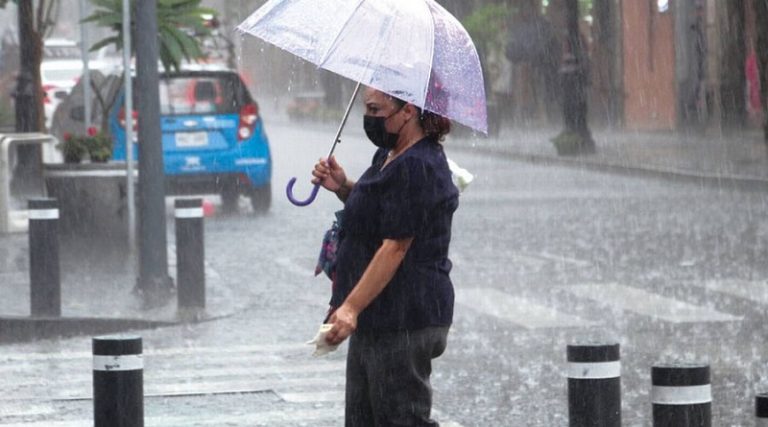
[379,157,433,239]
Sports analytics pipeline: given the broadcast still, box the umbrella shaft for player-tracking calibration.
[327,81,362,159]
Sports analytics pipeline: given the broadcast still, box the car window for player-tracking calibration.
[42,68,82,83]
[158,76,243,115]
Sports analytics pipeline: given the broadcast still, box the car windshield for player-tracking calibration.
[42,68,82,83]
[158,75,243,115]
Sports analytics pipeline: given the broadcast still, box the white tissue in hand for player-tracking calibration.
[306,323,339,356]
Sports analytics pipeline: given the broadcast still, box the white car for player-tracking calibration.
[42,38,118,129]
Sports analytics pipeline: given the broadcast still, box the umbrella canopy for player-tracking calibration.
[238,0,488,134]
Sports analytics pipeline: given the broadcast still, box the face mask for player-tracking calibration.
[363,105,406,149]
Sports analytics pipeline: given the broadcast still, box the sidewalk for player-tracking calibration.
[1,123,766,343]
[450,126,768,190]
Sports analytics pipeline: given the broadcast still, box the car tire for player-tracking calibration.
[250,183,271,214]
[220,184,240,213]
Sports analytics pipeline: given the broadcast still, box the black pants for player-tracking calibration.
[345,326,450,427]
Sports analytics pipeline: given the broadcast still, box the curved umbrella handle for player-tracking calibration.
[286,177,321,206]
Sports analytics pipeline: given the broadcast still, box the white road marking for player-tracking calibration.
[278,390,344,403]
[563,283,742,323]
[0,342,311,363]
[456,287,597,329]
[692,279,768,304]
[0,408,343,427]
[535,251,592,268]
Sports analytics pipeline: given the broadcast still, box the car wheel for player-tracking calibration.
[250,183,271,214]
[220,184,240,213]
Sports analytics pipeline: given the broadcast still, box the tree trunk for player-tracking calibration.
[719,0,746,130]
[756,0,768,142]
[14,0,44,132]
[590,0,620,127]
[554,0,594,155]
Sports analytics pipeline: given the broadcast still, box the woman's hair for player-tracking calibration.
[391,97,452,141]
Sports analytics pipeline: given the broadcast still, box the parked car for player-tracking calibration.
[41,38,118,128]
[108,69,272,212]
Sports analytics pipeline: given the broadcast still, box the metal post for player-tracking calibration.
[756,393,768,424]
[651,364,711,427]
[79,0,92,131]
[567,342,621,426]
[135,0,172,306]
[93,335,144,427]
[175,198,205,316]
[28,198,60,317]
[122,0,136,261]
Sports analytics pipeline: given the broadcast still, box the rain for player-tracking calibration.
[1,0,768,426]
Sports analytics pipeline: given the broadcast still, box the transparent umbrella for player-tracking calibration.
[238,0,487,205]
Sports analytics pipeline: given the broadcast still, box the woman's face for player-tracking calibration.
[363,88,401,128]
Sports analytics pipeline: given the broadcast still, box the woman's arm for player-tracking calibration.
[334,178,356,202]
[324,237,413,345]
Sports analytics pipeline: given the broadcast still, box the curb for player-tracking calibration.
[450,144,768,193]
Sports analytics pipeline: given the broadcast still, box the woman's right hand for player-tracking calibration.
[311,155,347,193]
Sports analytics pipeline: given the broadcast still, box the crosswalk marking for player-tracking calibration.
[0,342,311,363]
[0,341,465,427]
[3,360,346,392]
[278,390,344,403]
[692,279,768,305]
[563,283,743,323]
[0,408,344,427]
[456,287,597,328]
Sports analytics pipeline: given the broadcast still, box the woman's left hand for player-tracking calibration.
[325,303,358,345]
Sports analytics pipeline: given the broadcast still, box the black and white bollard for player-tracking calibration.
[567,342,621,426]
[93,335,144,427]
[651,363,711,427]
[28,198,60,317]
[756,393,768,423]
[174,198,205,315]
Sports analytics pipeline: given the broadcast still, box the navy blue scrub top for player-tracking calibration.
[331,137,459,333]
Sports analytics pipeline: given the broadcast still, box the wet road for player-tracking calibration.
[1,117,767,426]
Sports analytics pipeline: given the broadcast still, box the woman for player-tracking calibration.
[311,87,459,426]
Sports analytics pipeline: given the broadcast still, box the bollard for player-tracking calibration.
[756,393,768,424]
[28,198,60,317]
[174,198,205,314]
[93,335,144,427]
[567,342,621,426]
[651,363,711,427]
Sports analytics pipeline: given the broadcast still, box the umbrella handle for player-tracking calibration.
[286,177,321,206]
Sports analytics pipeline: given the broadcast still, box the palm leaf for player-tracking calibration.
[89,35,120,53]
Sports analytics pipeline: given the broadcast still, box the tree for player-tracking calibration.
[552,0,594,155]
[719,0,746,130]
[10,0,59,132]
[83,0,216,134]
[756,0,768,143]
[84,0,216,73]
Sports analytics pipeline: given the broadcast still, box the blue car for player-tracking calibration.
[110,70,272,212]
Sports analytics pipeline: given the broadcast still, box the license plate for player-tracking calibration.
[176,132,208,147]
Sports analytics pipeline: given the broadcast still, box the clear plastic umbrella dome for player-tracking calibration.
[238,0,488,134]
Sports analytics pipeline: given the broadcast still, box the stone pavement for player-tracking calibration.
[1,124,766,343]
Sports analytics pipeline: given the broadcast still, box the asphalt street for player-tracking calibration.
[1,117,768,426]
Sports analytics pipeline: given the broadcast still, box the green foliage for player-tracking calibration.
[58,127,112,163]
[84,0,217,72]
[463,4,513,56]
